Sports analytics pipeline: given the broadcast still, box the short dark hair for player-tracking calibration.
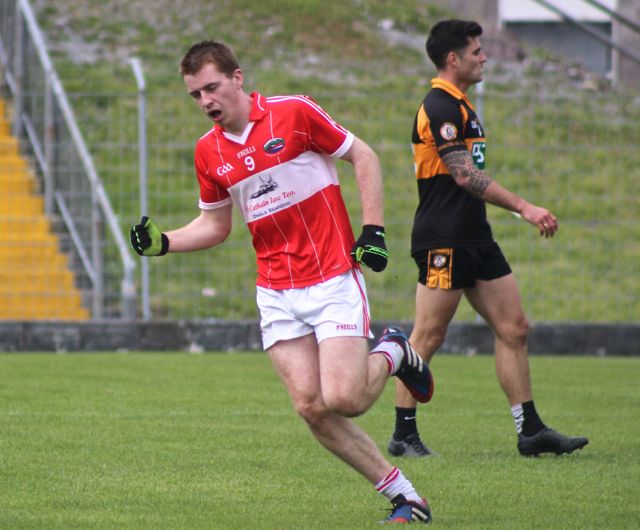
[426,19,483,70]
[180,40,240,77]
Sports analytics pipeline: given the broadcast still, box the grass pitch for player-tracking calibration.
[1,353,638,529]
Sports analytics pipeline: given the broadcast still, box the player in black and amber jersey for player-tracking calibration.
[411,77,491,253]
[388,19,588,458]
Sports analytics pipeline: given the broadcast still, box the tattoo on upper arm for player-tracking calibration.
[441,150,492,197]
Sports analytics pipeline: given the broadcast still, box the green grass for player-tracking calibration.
[1,353,638,529]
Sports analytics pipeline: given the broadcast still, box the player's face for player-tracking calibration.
[184,62,244,129]
[455,36,487,87]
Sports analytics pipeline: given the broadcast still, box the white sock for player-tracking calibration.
[511,403,524,434]
[375,466,423,505]
[370,341,404,375]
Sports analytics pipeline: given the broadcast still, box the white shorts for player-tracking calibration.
[257,269,374,350]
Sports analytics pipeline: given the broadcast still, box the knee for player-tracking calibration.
[294,399,332,428]
[296,396,364,424]
[497,315,529,347]
[323,392,366,418]
[513,314,529,342]
[411,326,446,360]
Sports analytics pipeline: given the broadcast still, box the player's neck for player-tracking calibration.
[436,70,470,94]
[224,93,253,136]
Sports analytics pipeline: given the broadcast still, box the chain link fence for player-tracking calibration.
[66,77,639,323]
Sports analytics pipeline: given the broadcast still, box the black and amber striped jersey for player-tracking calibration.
[410,78,493,256]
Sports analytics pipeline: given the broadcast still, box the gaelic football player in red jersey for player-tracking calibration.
[388,20,588,459]
[131,41,433,524]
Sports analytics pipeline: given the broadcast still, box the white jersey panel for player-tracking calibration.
[231,150,341,224]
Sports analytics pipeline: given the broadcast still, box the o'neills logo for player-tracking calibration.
[263,137,285,155]
[336,323,357,330]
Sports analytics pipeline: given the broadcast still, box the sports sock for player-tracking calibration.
[375,466,423,505]
[370,341,404,375]
[511,403,524,434]
[393,407,418,440]
[512,400,546,436]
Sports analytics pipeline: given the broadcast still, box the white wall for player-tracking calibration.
[499,0,616,22]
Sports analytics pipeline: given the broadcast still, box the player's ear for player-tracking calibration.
[447,50,459,68]
[232,68,244,88]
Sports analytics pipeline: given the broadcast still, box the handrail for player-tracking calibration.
[0,37,16,93]
[55,191,97,286]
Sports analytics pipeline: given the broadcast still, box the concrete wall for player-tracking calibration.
[430,0,500,31]
[504,21,612,74]
[0,321,637,355]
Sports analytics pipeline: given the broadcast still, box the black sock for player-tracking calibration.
[393,407,418,440]
[521,400,546,436]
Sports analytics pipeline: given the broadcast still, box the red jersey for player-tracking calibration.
[194,92,357,289]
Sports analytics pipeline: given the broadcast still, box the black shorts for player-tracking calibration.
[413,243,512,289]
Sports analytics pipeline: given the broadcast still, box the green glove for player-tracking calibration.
[130,216,169,256]
[351,225,388,272]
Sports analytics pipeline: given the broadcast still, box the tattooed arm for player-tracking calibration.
[440,149,559,237]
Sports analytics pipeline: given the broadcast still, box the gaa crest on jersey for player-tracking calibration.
[263,137,285,155]
[439,122,457,141]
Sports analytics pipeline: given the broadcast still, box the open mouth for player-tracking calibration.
[208,109,222,121]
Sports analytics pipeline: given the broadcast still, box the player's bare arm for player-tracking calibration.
[341,137,384,227]
[165,205,233,252]
[441,149,558,237]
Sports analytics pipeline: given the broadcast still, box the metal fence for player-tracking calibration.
[62,76,639,324]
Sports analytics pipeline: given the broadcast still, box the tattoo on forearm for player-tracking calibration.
[441,150,492,197]
[467,170,492,196]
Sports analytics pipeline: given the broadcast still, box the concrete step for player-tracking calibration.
[0,193,45,214]
[0,308,90,320]
[0,175,37,193]
[0,268,75,289]
[1,230,57,244]
[0,290,84,305]
[0,215,52,235]
[0,292,90,320]
[0,168,34,178]
[0,154,29,171]
[0,137,19,156]
[0,246,67,266]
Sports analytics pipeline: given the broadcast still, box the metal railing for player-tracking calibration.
[0,0,136,318]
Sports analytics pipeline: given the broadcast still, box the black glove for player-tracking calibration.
[351,225,388,272]
[130,216,169,256]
